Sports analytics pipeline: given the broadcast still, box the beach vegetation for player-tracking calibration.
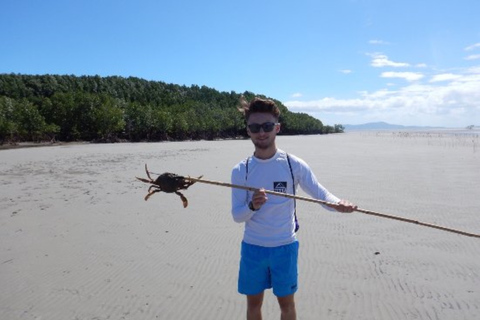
[0,74,345,144]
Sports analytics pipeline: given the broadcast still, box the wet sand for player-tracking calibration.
[1,131,479,319]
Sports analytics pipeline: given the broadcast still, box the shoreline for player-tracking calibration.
[0,141,89,150]
[0,136,251,151]
[2,127,478,151]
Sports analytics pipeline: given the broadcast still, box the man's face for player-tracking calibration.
[246,113,280,150]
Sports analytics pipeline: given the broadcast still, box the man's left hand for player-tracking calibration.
[334,199,357,213]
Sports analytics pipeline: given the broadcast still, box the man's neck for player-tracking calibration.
[254,146,277,160]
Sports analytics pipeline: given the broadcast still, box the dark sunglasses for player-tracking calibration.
[247,122,278,133]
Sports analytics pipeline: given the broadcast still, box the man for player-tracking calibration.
[231,96,357,320]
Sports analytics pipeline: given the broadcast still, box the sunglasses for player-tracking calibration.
[247,122,279,133]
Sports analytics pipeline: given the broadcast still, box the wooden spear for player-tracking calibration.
[184,176,480,239]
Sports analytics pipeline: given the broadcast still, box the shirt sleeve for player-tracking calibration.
[293,156,341,211]
[231,162,256,223]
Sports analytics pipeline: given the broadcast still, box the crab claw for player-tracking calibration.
[176,191,188,208]
[186,175,203,184]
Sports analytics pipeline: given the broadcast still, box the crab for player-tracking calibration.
[136,164,202,208]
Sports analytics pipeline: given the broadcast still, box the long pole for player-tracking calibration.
[185,176,480,239]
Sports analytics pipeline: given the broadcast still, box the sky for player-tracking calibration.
[1,0,480,127]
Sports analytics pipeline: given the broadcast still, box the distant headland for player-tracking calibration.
[342,121,478,132]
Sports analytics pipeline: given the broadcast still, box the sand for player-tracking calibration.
[1,131,479,320]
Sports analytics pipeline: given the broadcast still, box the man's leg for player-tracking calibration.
[277,294,296,320]
[271,242,299,319]
[246,291,264,320]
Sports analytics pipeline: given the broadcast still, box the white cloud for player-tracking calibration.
[369,53,409,68]
[416,63,427,68]
[465,43,480,51]
[283,67,480,127]
[369,40,390,45]
[339,69,352,74]
[430,73,462,83]
[464,54,480,61]
[381,71,424,81]
[466,66,480,74]
[291,93,302,98]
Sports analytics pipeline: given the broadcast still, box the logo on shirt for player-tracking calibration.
[274,181,287,193]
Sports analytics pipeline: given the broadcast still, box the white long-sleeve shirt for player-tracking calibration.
[231,149,341,247]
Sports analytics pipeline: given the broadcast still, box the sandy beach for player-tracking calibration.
[1,131,479,320]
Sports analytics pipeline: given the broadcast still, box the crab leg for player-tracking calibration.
[145,188,161,201]
[145,163,154,181]
[136,177,153,184]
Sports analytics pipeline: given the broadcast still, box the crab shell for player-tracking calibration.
[154,173,191,193]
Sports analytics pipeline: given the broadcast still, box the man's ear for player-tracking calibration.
[276,123,281,133]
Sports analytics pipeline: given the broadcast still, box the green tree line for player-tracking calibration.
[0,74,344,144]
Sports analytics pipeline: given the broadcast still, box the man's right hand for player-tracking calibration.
[251,188,268,210]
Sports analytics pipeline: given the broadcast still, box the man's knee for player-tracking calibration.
[277,294,296,313]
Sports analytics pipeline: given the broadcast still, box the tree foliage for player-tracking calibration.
[0,74,344,144]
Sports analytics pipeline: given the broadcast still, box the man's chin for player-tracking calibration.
[253,141,271,150]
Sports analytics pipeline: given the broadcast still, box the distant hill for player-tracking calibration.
[343,121,444,131]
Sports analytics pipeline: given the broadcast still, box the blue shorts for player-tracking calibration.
[238,241,299,297]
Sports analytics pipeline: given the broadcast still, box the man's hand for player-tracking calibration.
[251,188,267,210]
[332,199,357,213]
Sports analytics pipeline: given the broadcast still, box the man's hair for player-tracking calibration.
[238,96,280,121]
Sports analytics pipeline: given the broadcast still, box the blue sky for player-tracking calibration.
[1,0,479,127]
